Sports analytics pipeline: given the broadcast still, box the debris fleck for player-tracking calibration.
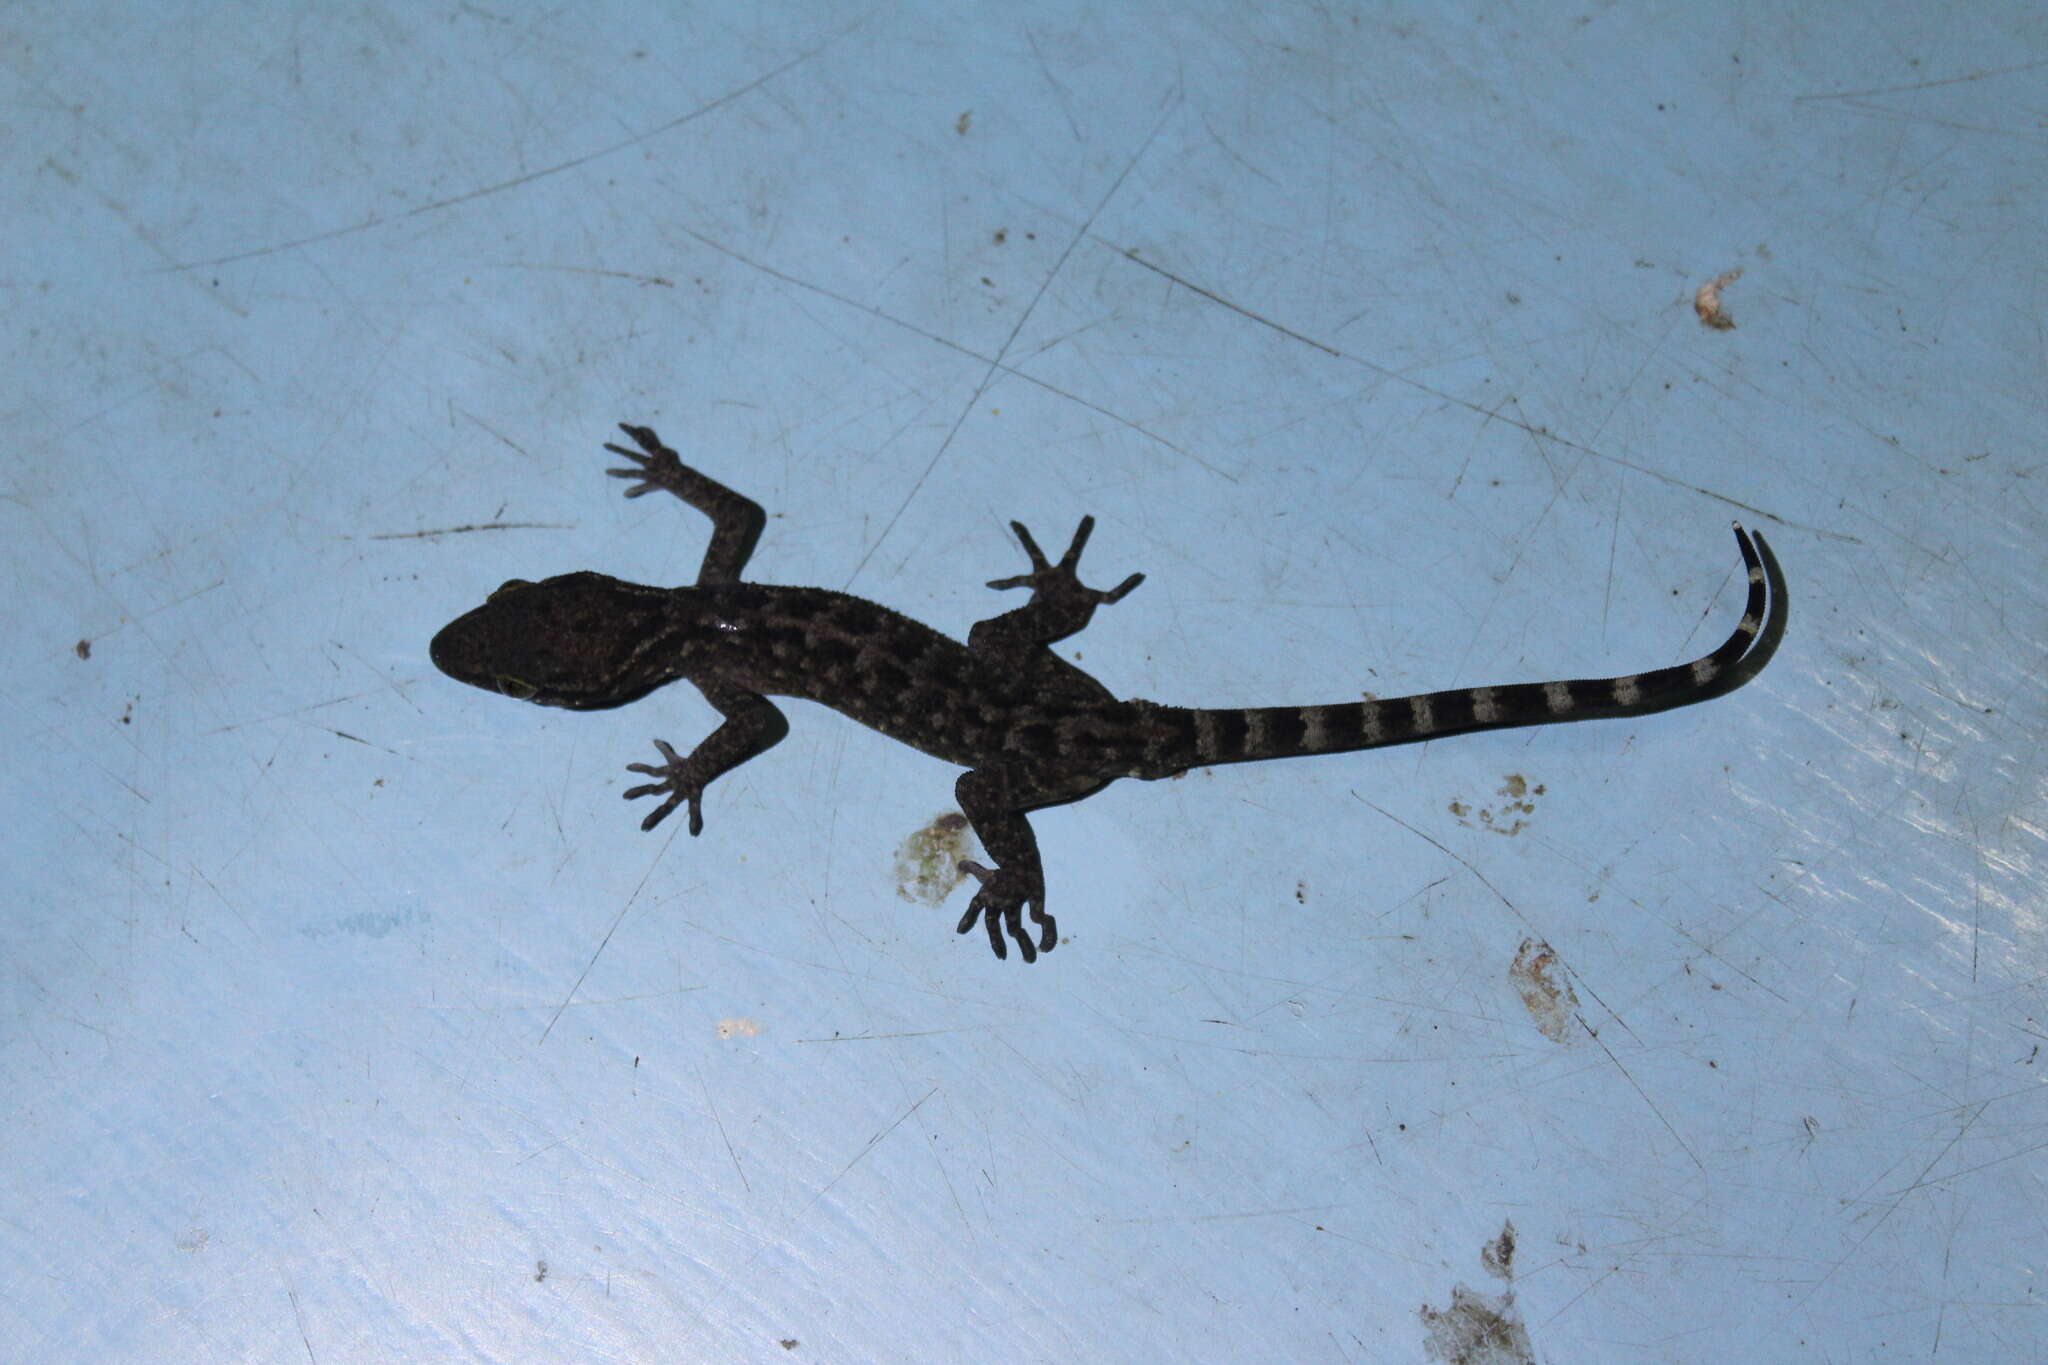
[1694,267,1743,330]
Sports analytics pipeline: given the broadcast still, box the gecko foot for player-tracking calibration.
[623,738,707,835]
[987,516,1144,610]
[603,424,689,499]
[956,860,1056,962]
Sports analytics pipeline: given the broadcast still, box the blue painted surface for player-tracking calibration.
[5,4,2043,1360]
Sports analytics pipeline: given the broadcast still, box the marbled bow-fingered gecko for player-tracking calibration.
[431,425,1787,962]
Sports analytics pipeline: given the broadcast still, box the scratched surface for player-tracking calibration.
[4,4,2043,1361]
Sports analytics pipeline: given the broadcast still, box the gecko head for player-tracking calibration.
[430,571,681,710]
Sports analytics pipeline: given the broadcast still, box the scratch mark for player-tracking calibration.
[1878,1134,2048,1194]
[539,824,681,1044]
[483,262,675,287]
[1798,1101,1988,1307]
[1116,248,1854,540]
[1794,58,2048,101]
[676,225,1227,477]
[1197,108,1282,188]
[372,521,566,540]
[286,1282,317,1363]
[1968,819,1982,983]
[458,406,535,459]
[1355,797,1638,1045]
[1579,1015,1705,1175]
[514,1136,569,1167]
[1104,1202,1351,1225]
[1024,29,1084,142]
[1602,489,1622,642]
[202,687,389,735]
[154,21,867,273]
[843,85,1182,589]
[1122,247,1339,358]
[316,727,371,746]
[800,1086,937,1217]
[696,1062,750,1193]
[795,1026,987,1042]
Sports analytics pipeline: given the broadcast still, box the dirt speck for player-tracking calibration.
[1694,267,1742,329]
[1449,777,1541,836]
[955,109,972,135]
[894,812,973,906]
[1480,1220,1516,1278]
[1510,938,1580,1044]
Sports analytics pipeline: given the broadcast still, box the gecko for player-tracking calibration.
[430,424,1787,963]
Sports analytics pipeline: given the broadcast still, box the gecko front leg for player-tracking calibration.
[604,424,767,586]
[623,679,789,834]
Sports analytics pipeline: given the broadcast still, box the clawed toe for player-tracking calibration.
[988,516,1144,609]
[603,424,685,499]
[955,861,1056,962]
[623,739,705,834]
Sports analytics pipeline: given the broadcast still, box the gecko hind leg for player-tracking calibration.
[952,767,1057,961]
[952,764,1108,962]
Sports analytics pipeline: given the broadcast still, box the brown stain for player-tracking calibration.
[1419,1284,1535,1365]
[893,812,973,906]
[1449,776,1543,836]
[1480,1220,1516,1278]
[1421,1222,1533,1364]
[1510,938,1581,1045]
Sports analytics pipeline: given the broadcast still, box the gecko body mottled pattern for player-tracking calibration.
[431,425,1787,962]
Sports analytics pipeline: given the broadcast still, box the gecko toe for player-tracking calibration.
[1006,908,1039,962]
[634,791,685,831]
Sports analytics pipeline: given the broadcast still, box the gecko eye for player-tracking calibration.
[496,675,539,701]
[488,579,536,602]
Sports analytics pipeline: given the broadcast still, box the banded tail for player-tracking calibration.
[1162,524,1785,770]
